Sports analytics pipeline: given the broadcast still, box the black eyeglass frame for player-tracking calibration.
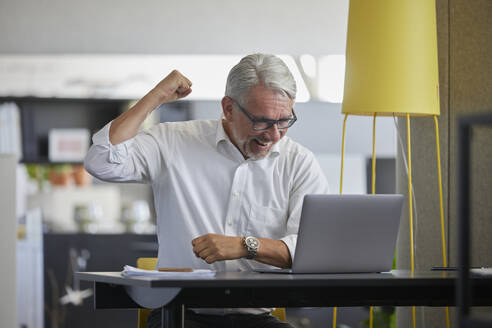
[230,98,297,131]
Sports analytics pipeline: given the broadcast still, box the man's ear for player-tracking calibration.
[221,96,234,120]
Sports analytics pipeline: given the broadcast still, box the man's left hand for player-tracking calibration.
[192,234,247,264]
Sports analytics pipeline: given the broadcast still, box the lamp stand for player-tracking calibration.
[336,113,450,328]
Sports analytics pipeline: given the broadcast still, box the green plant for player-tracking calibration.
[49,164,73,174]
[25,164,49,191]
[25,164,76,189]
[361,307,396,328]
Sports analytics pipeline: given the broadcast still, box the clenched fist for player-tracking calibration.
[150,70,192,104]
[192,234,247,264]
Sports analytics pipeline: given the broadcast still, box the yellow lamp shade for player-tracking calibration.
[342,0,440,116]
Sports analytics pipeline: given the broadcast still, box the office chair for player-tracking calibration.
[136,257,286,328]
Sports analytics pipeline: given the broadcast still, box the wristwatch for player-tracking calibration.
[243,236,260,259]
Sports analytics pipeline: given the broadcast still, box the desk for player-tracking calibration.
[76,270,492,328]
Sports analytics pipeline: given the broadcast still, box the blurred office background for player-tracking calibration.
[1,0,490,328]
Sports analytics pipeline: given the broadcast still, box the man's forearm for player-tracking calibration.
[108,70,193,145]
[109,91,162,145]
[255,238,292,269]
[191,234,292,268]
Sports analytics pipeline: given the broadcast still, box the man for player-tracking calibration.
[84,53,329,327]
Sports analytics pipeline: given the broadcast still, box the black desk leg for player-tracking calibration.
[161,303,184,328]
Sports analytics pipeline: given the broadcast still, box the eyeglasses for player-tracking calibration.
[230,98,297,131]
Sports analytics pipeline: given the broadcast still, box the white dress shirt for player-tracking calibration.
[85,118,329,314]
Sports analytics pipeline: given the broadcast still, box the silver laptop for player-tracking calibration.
[255,194,404,274]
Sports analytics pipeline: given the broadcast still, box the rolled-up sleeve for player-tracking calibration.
[281,152,330,263]
[84,121,162,183]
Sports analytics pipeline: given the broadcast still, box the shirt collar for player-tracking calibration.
[215,119,229,146]
[215,119,280,159]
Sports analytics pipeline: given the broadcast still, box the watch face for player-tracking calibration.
[246,237,259,248]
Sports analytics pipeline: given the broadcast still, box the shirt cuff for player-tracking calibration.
[280,234,297,264]
[92,121,135,164]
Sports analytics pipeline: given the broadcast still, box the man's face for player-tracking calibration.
[222,85,294,160]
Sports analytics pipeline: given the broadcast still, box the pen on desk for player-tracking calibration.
[431,267,457,271]
[158,267,193,272]
[431,266,489,271]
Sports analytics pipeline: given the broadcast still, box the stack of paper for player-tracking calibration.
[121,265,215,278]
[471,268,492,276]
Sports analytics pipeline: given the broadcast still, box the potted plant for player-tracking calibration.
[48,164,73,186]
[72,164,92,186]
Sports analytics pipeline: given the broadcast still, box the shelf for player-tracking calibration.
[2,96,191,163]
[20,159,84,165]
[3,97,126,162]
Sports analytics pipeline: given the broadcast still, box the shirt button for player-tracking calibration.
[227,221,233,226]
[233,191,239,197]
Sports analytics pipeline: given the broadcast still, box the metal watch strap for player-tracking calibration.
[243,236,259,260]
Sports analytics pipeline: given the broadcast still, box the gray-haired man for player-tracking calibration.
[85,54,329,327]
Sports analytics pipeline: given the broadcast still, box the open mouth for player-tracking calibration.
[254,139,268,147]
[253,139,272,148]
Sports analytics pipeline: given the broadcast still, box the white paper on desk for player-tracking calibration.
[121,265,215,278]
[470,268,492,276]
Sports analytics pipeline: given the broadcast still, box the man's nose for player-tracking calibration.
[267,123,281,141]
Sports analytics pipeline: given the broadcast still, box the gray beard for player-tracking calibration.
[231,129,270,160]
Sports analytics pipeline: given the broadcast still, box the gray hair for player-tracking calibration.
[225,53,297,105]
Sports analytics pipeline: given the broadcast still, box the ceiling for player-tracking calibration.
[0,0,348,55]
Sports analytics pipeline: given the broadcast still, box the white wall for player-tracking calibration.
[0,155,17,328]
[0,0,348,55]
